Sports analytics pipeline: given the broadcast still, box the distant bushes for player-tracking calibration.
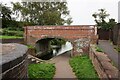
[0,28,23,37]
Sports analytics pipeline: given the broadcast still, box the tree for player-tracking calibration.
[12,2,73,26]
[0,3,12,28]
[0,4,12,20]
[107,18,117,30]
[0,3,23,30]
[92,9,116,30]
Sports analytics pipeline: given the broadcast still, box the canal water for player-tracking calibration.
[39,41,73,60]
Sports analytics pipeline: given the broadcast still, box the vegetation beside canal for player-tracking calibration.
[28,63,55,79]
[0,28,23,39]
[0,35,23,39]
[69,55,99,80]
[95,45,103,52]
[114,46,120,53]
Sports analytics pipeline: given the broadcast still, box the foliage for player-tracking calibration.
[92,9,116,30]
[114,46,120,53]
[0,35,23,39]
[1,3,12,28]
[69,55,99,80]
[95,45,103,52]
[28,63,55,80]
[0,3,12,21]
[12,2,73,25]
[2,19,24,30]
[1,29,23,37]
[27,44,35,49]
[0,3,24,30]
[107,19,117,30]
[50,38,66,46]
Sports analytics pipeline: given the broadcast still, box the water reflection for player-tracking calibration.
[39,41,73,60]
[57,41,73,56]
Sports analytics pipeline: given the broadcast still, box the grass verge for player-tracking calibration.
[0,35,23,39]
[114,46,120,53]
[28,63,55,80]
[95,45,103,52]
[27,44,35,49]
[69,55,99,80]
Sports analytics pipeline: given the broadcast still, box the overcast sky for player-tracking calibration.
[1,0,119,25]
[118,1,120,23]
[67,0,119,25]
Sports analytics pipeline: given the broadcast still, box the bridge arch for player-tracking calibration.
[35,36,73,58]
[24,25,97,56]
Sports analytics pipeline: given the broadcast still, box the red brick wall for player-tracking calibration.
[24,25,97,56]
[24,25,97,45]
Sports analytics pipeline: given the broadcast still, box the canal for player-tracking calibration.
[38,41,73,60]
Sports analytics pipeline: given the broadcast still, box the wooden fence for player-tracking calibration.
[112,23,120,45]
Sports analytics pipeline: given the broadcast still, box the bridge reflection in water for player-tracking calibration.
[38,41,73,60]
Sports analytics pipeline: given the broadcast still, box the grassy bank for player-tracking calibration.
[0,35,23,39]
[28,63,55,80]
[69,55,99,80]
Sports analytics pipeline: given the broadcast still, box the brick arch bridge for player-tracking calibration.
[24,25,97,56]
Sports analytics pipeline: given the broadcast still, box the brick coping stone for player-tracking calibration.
[0,43,16,55]
[0,43,28,73]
